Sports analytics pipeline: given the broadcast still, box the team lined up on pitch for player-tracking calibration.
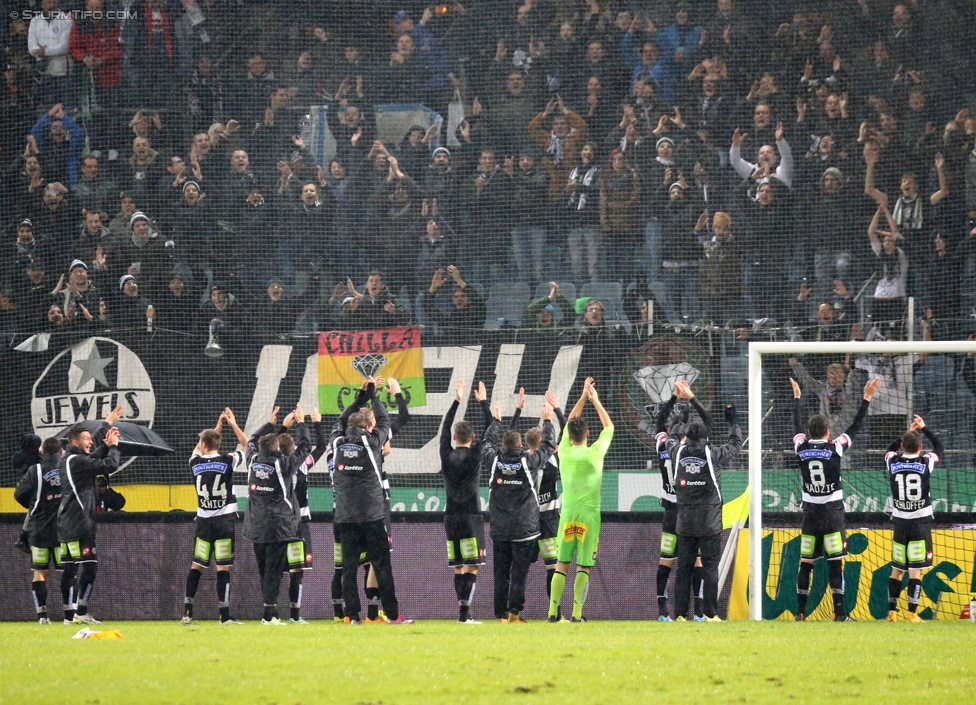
[14,371,943,624]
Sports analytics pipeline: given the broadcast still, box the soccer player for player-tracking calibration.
[653,394,705,621]
[181,408,247,626]
[484,386,556,623]
[14,437,64,624]
[508,389,566,611]
[327,378,407,623]
[884,414,943,623]
[364,377,409,624]
[439,378,493,623]
[548,377,613,623]
[243,403,312,626]
[534,390,566,612]
[57,405,123,625]
[667,380,742,622]
[790,376,881,621]
[330,376,413,625]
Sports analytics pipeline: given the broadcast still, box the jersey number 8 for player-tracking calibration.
[894,473,923,501]
[808,460,826,488]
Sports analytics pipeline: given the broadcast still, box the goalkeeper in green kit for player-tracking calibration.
[548,377,613,623]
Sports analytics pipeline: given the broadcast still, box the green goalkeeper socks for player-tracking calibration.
[573,570,590,620]
[549,570,567,618]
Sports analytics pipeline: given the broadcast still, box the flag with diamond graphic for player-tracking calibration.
[318,327,426,414]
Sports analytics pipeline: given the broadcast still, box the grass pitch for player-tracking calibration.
[3,619,976,704]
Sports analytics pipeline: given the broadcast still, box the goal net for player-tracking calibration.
[745,340,976,621]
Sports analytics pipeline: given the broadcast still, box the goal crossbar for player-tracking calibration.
[746,340,976,621]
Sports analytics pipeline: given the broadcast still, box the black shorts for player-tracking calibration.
[444,513,486,567]
[800,508,847,560]
[30,544,63,571]
[333,522,369,568]
[660,503,678,559]
[531,510,560,566]
[891,518,933,570]
[192,516,235,567]
[60,536,97,564]
[289,521,313,571]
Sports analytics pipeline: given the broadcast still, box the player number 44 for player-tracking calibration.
[196,474,227,504]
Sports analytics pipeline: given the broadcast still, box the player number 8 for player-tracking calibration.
[809,460,826,488]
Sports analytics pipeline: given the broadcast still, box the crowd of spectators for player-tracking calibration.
[2,0,976,346]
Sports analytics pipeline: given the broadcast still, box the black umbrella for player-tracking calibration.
[55,421,174,457]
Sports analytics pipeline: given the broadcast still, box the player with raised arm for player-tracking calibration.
[790,376,882,621]
[531,390,566,613]
[327,381,371,622]
[181,408,247,626]
[484,384,556,624]
[653,393,705,621]
[271,403,324,626]
[56,405,123,625]
[439,379,493,623]
[364,377,408,624]
[243,403,312,625]
[507,388,565,608]
[548,377,613,623]
[884,414,943,623]
[14,438,64,624]
[330,376,413,625]
[667,381,742,622]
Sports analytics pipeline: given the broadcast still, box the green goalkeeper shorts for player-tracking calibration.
[555,506,601,567]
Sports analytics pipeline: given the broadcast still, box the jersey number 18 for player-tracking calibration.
[893,473,923,501]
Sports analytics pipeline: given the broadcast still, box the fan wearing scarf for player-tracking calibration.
[565,143,603,282]
[864,151,948,255]
[529,93,589,202]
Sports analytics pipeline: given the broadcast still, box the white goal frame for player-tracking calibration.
[746,340,976,621]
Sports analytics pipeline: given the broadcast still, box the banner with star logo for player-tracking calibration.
[317,327,426,414]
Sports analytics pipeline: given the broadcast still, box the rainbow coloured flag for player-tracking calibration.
[318,327,426,414]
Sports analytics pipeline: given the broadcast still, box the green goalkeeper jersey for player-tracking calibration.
[558,427,614,512]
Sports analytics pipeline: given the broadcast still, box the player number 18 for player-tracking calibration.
[894,473,923,501]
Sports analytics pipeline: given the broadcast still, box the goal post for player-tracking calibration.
[747,340,976,621]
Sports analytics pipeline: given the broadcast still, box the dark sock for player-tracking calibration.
[692,565,703,617]
[656,564,672,616]
[797,562,813,614]
[184,569,202,617]
[61,565,77,621]
[32,580,47,616]
[289,571,304,620]
[76,563,97,616]
[263,604,275,621]
[888,576,902,611]
[907,578,921,613]
[458,573,476,621]
[828,560,844,616]
[365,587,380,620]
[454,573,467,620]
[331,567,344,618]
[216,570,231,622]
[546,568,555,599]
